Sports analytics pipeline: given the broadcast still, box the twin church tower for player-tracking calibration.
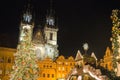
[18,1,59,60]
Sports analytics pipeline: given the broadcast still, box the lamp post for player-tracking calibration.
[83,43,89,54]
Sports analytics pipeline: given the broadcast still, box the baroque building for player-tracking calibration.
[0,47,75,80]
[0,48,75,80]
[37,56,75,80]
[0,47,16,80]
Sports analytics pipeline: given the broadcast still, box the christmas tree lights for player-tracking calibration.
[10,38,39,80]
[111,9,120,70]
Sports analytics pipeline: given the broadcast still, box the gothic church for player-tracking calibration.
[18,4,59,60]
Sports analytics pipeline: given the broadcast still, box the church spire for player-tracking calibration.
[22,0,33,24]
[46,0,56,27]
[49,0,54,16]
[19,1,34,44]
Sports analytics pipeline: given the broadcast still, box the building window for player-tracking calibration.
[62,67,64,71]
[0,57,4,63]
[65,62,68,65]
[43,73,45,77]
[50,33,53,40]
[58,67,60,71]
[50,65,52,68]
[47,74,50,78]
[43,65,45,68]
[8,58,11,63]
[52,74,54,78]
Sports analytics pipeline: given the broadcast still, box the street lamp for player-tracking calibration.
[83,43,89,54]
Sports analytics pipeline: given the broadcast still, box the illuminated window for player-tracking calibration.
[43,73,45,77]
[0,70,2,74]
[50,33,53,40]
[58,67,60,71]
[65,62,68,65]
[58,62,61,64]
[62,67,64,71]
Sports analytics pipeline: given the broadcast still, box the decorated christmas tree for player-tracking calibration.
[111,9,120,73]
[10,41,39,80]
[10,3,39,79]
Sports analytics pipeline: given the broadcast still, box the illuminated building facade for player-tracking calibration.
[38,55,75,80]
[0,49,75,80]
[0,47,16,80]
[56,56,75,79]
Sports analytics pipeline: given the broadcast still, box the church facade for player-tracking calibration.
[18,4,59,60]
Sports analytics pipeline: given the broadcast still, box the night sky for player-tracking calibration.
[0,0,120,59]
